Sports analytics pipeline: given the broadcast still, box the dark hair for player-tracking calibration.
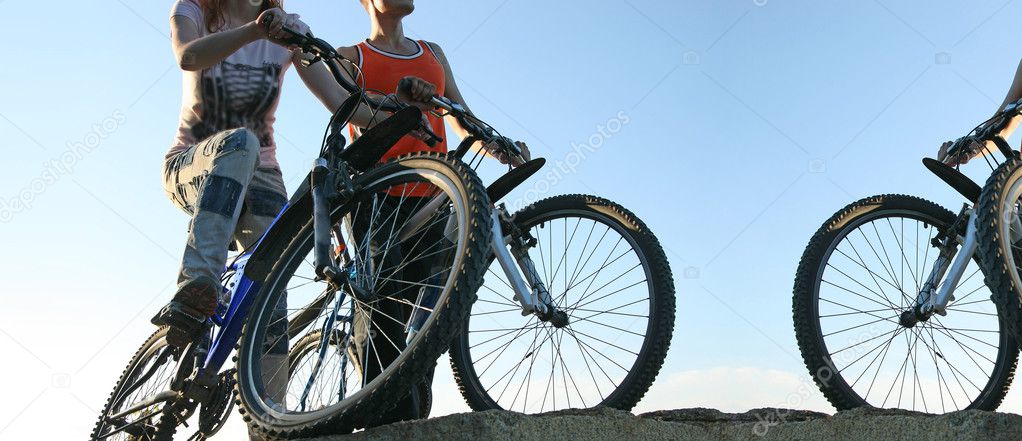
[198,0,283,33]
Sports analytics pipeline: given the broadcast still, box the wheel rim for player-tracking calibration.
[464,208,654,413]
[814,208,1006,412]
[996,172,1022,298]
[244,167,470,423]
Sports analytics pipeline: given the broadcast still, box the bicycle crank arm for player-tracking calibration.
[107,390,179,421]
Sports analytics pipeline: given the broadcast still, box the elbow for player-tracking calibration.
[177,50,200,71]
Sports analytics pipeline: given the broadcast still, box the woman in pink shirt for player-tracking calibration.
[153,0,430,349]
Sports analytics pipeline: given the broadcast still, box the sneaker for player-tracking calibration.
[152,276,221,348]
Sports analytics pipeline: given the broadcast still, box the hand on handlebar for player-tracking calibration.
[256,9,310,49]
[396,76,438,109]
[483,138,531,167]
[393,77,530,159]
[390,78,444,145]
[938,137,982,166]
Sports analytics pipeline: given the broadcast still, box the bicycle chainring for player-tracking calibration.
[197,369,237,438]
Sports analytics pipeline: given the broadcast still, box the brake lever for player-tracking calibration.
[499,136,523,157]
[421,130,443,147]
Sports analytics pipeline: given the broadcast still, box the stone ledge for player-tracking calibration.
[300,407,1022,441]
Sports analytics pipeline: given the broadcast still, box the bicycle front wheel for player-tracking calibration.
[793,194,1017,412]
[236,153,492,438]
[450,194,676,413]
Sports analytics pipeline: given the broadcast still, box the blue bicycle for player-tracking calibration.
[90,31,493,440]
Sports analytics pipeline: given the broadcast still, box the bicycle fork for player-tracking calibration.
[489,205,568,327]
[905,205,977,326]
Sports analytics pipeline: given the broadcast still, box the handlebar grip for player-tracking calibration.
[397,77,415,97]
[398,78,451,111]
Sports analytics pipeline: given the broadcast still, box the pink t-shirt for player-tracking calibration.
[168,0,291,169]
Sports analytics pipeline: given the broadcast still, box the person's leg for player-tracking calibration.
[347,197,425,426]
[390,199,451,420]
[156,128,261,346]
[233,167,289,251]
[360,196,450,425]
[351,198,410,382]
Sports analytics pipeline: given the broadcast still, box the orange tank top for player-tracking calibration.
[351,39,447,162]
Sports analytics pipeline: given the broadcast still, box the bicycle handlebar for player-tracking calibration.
[397,78,526,163]
[261,18,442,145]
[944,99,1022,164]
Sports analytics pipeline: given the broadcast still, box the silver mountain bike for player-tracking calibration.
[793,101,1022,412]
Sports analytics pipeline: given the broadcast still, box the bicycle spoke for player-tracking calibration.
[810,207,1005,413]
[467,206,658,414]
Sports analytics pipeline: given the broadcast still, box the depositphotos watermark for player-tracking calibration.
[752,323,886,436]
[0,110,127,223]
[511,110,631,210]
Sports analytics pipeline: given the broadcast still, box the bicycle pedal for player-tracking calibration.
[152,303,209,348]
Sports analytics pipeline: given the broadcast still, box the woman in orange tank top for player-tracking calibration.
[338,0,532,166]
[334,0,533,427]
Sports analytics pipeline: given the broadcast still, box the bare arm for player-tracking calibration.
[294,45,382,128]
[172,7,302,72]
[427,42,530,165]
[171,15,261,71]
[427,43,475,141]
[940,58,1022,164]
[996,58,1022,140]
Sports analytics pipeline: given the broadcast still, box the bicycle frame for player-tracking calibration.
[199,111,426,381]
[200,196,290,381]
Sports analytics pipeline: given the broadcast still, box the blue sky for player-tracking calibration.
[3,0,1022,439]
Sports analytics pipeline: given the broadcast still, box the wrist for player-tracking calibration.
[240,22,263,43]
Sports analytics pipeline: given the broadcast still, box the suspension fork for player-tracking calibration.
[490,208,545,316]
[489,205,567,326]
[310,158,359,285]
[915,207,976,318]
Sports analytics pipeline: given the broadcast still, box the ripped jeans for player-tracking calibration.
[162,128,288,288]
[163,128,289,439]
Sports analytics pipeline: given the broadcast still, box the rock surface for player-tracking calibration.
[300,407,1022,440]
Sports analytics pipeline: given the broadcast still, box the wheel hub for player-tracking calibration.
[899,306,931,328]
[539,307,569,328]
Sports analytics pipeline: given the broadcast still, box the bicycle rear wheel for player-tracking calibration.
[450,194,676,413]
[793,194,1017,412]
[236,153,491,438]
